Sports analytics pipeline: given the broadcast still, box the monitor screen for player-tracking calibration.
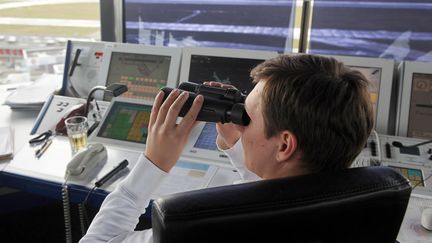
[122,1,295,52]
[309,0,432,62]
[97,101,151,144]
[407,73,432,138]
[397,61,432,138]
[348,66,382,119]
[188,55,264,95]
[328,55,394,134]
[104,52,171,101]
[193,122,219,151]
[389,166,424,187]
[182,49,276,158]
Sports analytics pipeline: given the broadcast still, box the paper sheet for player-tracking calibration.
[153,160,218,198]
[4,74,62,109]
[0,126,13,161]
[397,196,432,243]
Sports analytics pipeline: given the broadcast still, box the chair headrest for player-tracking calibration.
[152,166,412,243]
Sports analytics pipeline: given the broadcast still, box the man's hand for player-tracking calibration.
[145,89,203,172]
[204,81,243,150]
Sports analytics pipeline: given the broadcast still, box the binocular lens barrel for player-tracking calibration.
[160,82,250,126]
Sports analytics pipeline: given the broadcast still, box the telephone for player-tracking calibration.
[65,143,107,180]
[55,103,86,135]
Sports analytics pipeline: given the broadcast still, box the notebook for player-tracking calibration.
[0,126,14,161]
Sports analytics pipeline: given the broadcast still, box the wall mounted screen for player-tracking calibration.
[309,0,432,62]
[123,0,296,52]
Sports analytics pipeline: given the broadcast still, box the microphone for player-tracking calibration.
[392,139,432,148]
[95,159,129,188]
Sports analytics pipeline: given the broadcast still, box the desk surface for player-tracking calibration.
[1,90,431,242]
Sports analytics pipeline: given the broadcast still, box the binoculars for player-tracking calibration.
[161,82,250,126]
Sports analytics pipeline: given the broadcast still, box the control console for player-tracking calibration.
[354,133,432,197]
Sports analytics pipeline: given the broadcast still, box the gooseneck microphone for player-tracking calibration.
[392,139,432,148]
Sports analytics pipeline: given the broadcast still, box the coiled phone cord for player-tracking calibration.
[78,203,89,236]
[62,176,73,243]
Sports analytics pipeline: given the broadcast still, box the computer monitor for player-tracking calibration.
[98,43,181,101]
[121,1,296,52]
[396,61,432,139]
[89,97,153,150]
[179,47,278,166]
[180,47,278,95]
[308,1,432,62]
[328,55,395,134]
[62,40,107,98]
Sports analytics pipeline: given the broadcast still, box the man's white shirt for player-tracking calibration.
[80,140,259,243]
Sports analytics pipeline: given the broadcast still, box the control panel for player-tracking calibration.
[63,41,107,98]
[354,133,432,197]
[31,95,109,135]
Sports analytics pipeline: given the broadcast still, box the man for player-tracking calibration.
[81,54,374,242]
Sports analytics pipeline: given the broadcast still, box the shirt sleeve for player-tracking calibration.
[80,154,168,243]
[218,139,260,182]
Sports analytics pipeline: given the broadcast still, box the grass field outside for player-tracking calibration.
[0,1,100,38]
[0,3,99,20]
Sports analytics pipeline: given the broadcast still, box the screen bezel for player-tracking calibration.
[97,42,182,100]
[182,122,232,167]
[89,97,154,151]
[179,47,277,166]
[179,47,278,85]
[327,55,395,134]
[396,61,432,137]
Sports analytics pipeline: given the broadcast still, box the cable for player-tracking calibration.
[62,174,73,243]
[83,186,97,206]
[78,203,89,237]
[372,130,382,164]
[78,160,129,234]
[77,185,96,236]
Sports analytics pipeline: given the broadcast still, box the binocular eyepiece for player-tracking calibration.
[161,82,250,126]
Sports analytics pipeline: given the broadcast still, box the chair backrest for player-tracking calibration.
[151,166,411,243]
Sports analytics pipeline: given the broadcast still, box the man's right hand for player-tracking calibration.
[203,81,244,150]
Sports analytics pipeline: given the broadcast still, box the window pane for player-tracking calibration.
[0,0,100,86]
[309,0,432,62]
[124,0,296,52]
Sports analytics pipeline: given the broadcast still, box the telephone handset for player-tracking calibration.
[65,143,107,180]
[55,103,86,135]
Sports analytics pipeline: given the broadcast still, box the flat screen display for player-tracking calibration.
[123,1,294,52]
[407,73,432,138]
[193,122,219,151]
[104,52,171,101]
[389,166,424,187]
[187,54,266,152]
[188,55,264,95]
[349,66,382,120]
[309,0,432,62]
[97,101,151,144]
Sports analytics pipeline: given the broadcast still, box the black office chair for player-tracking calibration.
[151,166,411,243]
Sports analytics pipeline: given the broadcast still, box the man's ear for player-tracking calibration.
[276,131,298,162]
